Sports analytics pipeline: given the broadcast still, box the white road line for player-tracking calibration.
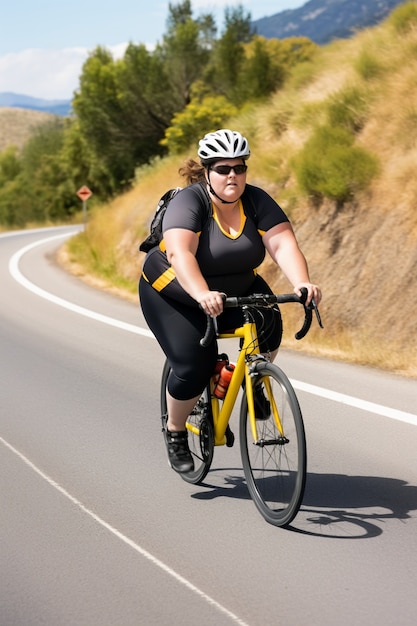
[291,380,417,426]
[8,231,153,339]
[8,230,417,429]
[0,435,249,626]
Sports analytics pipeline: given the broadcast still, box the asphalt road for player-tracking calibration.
[1,226,417,626]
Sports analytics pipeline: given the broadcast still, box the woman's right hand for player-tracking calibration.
[197,290,225,317]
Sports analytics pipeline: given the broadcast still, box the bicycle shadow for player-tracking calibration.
[191,470,417,538]
[291,472,417,538]
[191,468,250,500]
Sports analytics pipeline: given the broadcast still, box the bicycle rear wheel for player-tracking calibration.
[240,362,307,527]
[160,359,214,485]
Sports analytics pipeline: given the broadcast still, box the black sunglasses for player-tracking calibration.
[210,164,248,175]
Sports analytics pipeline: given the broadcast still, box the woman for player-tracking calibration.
[139,129,321,474]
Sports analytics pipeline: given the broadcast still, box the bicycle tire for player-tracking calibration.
[160,359,214,485]
[239,362,307,527]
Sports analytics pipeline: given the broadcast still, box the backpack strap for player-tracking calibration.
[241,186,258,224]
[193,181,212,227]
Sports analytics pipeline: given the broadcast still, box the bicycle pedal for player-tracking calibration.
[225,425,235,448]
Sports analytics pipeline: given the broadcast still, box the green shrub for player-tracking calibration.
[294,125,379,203]
[295,101,327,128]
[327,86,369,133]
[355,50,384,80]
[389,2,417,34]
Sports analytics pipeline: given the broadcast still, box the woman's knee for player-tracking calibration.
[168,345,217,400]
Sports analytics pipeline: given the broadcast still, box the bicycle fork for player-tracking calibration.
[244,357,289,446]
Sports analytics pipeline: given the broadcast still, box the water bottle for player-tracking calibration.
[213,363,235,399]
[212,354,229,385]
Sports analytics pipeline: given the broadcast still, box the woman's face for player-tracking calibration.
[207,158,247,203]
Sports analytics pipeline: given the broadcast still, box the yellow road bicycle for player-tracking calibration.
[160,289,323,527]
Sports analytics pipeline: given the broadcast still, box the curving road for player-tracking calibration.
[1,226,417,626]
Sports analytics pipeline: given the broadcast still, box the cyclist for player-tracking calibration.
[139,129,322,474]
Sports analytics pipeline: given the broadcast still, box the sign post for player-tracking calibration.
[76,185,93,228]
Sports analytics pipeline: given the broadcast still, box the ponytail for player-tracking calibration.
[178,159,206,185]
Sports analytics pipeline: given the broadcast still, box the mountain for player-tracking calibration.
[0,1,405,115]
[0,92,71,116]
[252,0,406,44]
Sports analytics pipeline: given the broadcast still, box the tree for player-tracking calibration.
[19,118,75,221]
[240,37,278,100]
[115,43,174,161]
[204,5,255,104]
[0,147,24,224]
[0,146,21,185]
[60,119,110,199]
[161,95,238,153]
[160,0,213,107]
[197,13,217,51]
[72,47,127,194]
[0,119,77,225]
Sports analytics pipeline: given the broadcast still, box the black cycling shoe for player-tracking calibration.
[164,428,194,473]
[254,385,271,420]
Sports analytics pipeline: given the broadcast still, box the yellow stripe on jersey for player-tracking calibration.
[151,267,176,292]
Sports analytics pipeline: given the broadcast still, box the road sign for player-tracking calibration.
[77,186,93,228]
[76,185,93,201]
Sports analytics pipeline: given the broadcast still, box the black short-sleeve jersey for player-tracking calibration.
[163,183,288,234]
[142,182,289,298]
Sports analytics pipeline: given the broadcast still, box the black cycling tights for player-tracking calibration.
[139,275,282,401]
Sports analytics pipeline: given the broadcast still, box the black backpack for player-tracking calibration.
[139,183,213,253]
[139,187,182,253]
[139,182,257,253]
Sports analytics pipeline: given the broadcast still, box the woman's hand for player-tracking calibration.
[197,290,225,317]
[294,282,322,306]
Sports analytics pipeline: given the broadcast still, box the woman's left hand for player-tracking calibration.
[294,283,322,306]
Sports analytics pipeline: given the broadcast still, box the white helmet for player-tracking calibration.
[198,129,250,164]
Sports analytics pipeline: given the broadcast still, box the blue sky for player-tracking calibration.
[0,0,306,100]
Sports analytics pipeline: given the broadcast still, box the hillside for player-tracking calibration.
[253,0,406,44]
[63,6,417,377]
[0,107,56,152]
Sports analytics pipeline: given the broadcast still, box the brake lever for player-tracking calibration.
[309,298,324,329]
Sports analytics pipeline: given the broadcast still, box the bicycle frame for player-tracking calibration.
[202,308,281,446]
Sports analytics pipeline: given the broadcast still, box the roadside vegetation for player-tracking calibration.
[0,108,55,153]
[3,1,417,376]
[0,1,317,226]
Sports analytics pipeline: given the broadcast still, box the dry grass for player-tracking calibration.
[61,14,417,378]
[0,107,55,152]
[64,156,183,290]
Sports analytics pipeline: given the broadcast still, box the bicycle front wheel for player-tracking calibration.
[240,362,307,527]
[160,359,214,485]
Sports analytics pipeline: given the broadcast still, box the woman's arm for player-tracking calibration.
[263,222,322,305]
[164,228,224,316]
